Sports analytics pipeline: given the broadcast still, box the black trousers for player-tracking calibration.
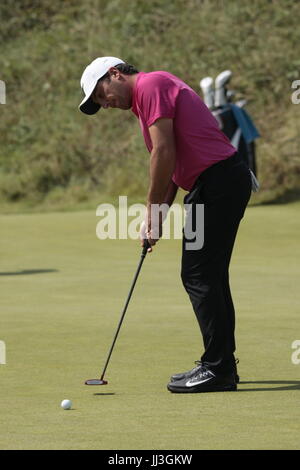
[181,153,252,374]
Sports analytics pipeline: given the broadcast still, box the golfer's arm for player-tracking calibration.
[147,118,177,208]
[163,179,178,207]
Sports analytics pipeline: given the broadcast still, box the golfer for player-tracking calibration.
[79,57,252,393]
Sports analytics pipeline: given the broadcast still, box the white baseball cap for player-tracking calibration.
[79,56,125,115]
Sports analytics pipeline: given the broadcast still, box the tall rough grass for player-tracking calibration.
[0,0,299,208]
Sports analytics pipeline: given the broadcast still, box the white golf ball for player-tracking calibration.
[61,399,72,410]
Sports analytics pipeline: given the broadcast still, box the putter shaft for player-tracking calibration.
[100,241,150,380]
[85,240,151,385]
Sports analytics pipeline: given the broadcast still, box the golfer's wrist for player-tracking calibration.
[145,204,167,232]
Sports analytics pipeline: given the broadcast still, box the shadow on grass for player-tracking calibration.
[0,269,59,276]
[93,393,116,396]
[238,380,300,392]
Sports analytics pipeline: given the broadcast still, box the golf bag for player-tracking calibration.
[200,71,260,184]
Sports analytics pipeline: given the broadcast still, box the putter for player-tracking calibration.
[85,239,151,385]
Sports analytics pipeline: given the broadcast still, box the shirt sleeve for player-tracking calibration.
[138,75,179,127]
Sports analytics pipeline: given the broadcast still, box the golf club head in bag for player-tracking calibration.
[200,77,215,110]
[214,70,232,108]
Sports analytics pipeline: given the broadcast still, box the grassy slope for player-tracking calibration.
[0,0,300,208]
[0,201,299,450]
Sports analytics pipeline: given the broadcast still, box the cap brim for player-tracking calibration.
[79,95,101,115]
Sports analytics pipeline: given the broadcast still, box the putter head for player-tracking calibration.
[85,379,108,385]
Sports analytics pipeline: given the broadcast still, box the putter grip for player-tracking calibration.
[142,239,151,255]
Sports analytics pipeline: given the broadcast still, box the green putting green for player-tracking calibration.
[0,201,299,450]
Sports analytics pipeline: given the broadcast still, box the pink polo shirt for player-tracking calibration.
[131,71,236,191]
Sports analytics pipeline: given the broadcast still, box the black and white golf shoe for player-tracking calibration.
[170,360,203,383]
[170,358,240,384]
[167,366,237,393]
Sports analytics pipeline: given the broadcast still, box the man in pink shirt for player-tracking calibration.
[79,57,252,393]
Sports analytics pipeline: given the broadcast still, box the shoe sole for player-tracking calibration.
[167,383,237,393]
